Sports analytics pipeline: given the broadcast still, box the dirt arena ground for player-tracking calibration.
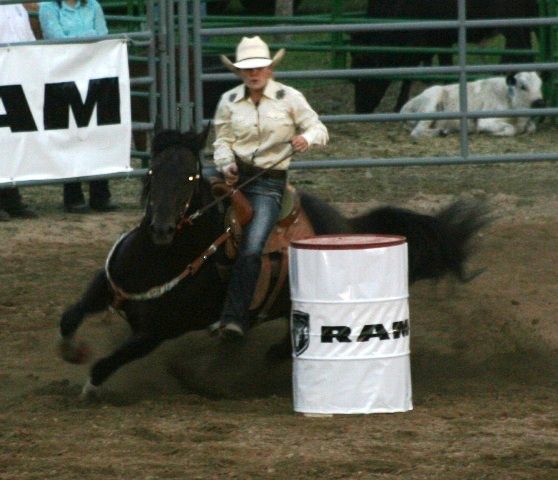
[1,113,557,479]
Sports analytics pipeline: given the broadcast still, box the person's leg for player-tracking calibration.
[64,182,88,213]
[0,187,37,218]
[217,177,285,337]
[0,188,12,221]
[89,180,118,211]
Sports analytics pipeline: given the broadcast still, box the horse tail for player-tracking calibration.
[348,199,490,284]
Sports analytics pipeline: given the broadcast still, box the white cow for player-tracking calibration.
[401,72,544,138]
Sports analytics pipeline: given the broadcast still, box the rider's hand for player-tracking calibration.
[291,135,309,153]
[220,162,239,184]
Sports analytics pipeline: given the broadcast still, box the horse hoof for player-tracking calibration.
[80,379,99,401]
[58,337,91,364]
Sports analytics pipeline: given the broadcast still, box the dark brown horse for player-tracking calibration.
[59,129,489,398]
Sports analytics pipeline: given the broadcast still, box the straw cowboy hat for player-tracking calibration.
[220,36,285,73]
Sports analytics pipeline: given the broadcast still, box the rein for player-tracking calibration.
[105,227,232,307]
[187,144,294,223]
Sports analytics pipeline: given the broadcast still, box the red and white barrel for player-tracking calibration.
[289,234,412,414]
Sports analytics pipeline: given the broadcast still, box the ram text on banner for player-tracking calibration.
[0,39,132,184]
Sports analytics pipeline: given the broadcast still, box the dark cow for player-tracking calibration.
[351,0,538,113]
[207,0,303,15]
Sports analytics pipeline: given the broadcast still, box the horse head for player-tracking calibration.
[144,128,209,245]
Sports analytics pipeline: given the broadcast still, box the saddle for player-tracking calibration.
[209,177,314,320]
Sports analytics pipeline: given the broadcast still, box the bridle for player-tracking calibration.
[176,170,202,231]
[145,158,202,233]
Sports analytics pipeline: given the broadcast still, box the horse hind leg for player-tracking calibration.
[82,333,162,399]
[266,331,292,362]
[59,269,113,364]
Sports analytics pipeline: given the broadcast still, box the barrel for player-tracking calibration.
[289,234,412,414]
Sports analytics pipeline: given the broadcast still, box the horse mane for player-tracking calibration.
[151,126,211,157]
[151,130,205,157]
[299,192,352,234]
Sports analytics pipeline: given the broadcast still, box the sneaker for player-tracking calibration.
[207,319,223,336]
[0,209,10,222]
[5,204,37,219]
[220,321,245,341]
[64,202,90,214]
[90,200,119,212]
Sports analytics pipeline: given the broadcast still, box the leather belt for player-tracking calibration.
[237,160,287,180]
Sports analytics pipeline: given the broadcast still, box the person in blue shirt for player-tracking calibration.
[39,0,117,213]
[39,0,107,38]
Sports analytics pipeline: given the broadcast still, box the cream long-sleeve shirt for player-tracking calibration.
[0,5,36,43]
[212,79,328,171]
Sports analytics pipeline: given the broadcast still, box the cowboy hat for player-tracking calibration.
[220,36,285,73]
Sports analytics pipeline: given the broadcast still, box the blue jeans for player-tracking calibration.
[219,175,286,328]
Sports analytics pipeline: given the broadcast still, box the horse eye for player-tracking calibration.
[520,84,528,91]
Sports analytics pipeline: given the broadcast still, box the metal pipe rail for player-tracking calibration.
[132,122,155,131]
[130,76,154,86]
[203,62,558,82]
[319,107,558,124]
[292,152,558,169]
[10,141,558,190]
[200,17,558,37]
[203,42,536,57]
[0,31,152,48]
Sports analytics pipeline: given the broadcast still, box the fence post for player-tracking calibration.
[166,0,177,129]
[177,0,192,132]
[330,0,346,69]
[192,0,205,133]
[457,0,469,161]
[543,0,557,113]
[157,0,170,129]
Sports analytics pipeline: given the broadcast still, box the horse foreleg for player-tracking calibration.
[82,333,162,399]
[59,269,112,364]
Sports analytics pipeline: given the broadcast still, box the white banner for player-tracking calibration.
[0,39,132,184]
